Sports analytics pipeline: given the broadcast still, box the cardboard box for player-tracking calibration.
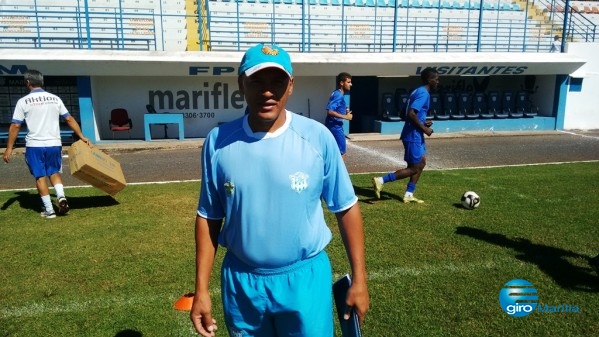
[68,140,127,195]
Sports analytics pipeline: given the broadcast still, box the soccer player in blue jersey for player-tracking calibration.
[190,44,369,337]
[325,72,353,160]
[371,67,438,203]
[3,69,90,218]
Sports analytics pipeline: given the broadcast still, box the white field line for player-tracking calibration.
[3,260,498,319]
[0,288,219,319]
[558,130,599,139]
[1,160,598,193]
[346,141,406,167]
[431,159,599,171]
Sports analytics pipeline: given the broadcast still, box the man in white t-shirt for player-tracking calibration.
[3,69,90,219]
[550,35,560,53]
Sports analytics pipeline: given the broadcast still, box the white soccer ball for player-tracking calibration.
[461,191,480,210]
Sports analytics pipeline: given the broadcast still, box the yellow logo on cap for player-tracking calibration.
[261,46,279,56]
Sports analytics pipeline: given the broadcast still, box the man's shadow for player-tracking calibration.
[1,191,119,213]
[353,184,402,204]
[455,226,598,292]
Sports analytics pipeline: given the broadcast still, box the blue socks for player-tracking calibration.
[407,182,416,193]
[383,172,396,183]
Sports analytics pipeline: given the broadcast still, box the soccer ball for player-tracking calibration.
[461,191,480,210]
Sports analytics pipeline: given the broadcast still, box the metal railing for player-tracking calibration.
[0,5,156,50]
[0,0,595,52]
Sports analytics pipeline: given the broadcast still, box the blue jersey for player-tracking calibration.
[324,89,347,130]
[198,111,358,269]
[401,85,430,143]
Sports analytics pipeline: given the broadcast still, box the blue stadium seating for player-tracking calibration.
[472,92,487,118]
[443,93,458,119]
[382,93,402,121]
[432,93,450,120]
[516,91,538,118]
[485,91,502,118]
[495,91,512,118]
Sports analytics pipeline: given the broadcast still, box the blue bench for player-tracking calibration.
[143,113,184,141]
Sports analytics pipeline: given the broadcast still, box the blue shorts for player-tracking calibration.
[403,140,426,165]
[329,127,346,155]
[25,146,62,179]
[221,251,333,337]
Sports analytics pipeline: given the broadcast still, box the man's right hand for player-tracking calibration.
[190,292,218,337]
[3,148,12,163]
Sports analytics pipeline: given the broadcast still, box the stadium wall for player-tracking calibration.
[562,43,599,130]
[0,44,597,142]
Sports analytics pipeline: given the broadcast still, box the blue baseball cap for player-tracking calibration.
[238,44,293,78]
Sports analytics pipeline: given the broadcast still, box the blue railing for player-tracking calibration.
[0,0,595,52]
[0,5,156,50]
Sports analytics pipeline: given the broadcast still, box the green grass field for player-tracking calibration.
[1,162,598,336]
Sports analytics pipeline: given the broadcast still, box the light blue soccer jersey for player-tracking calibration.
[198,111,357,269]
[400,85,430,143]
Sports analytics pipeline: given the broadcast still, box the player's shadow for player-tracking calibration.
[114,329,142,337]
[1,191,119,213]
[353,184,403,204]
[455,226,598,292]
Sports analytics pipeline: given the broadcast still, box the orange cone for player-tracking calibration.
[174,292,194,311]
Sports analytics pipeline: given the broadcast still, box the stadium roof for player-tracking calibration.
[0,49,585,77]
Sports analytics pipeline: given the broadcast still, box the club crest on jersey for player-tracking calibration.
[224,181,235,195]
[289,171,309,193]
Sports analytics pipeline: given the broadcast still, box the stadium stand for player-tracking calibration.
[0,0,594,52]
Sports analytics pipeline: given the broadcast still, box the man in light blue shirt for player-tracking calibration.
[190,44,369,337]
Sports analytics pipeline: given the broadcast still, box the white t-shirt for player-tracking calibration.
[12,88,70,147]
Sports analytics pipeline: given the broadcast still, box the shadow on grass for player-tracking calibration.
[353,184,403,204]
[114,329,143,337]
[1,191,119,213]
[455,226,599,293]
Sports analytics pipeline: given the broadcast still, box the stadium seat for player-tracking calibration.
[109,108,132,139]
[461,92,480,119]
[400,0,409,7]
[320,0,329,5]
[442,92,458,120]
[366,0,376,6]
[516,91,538,117]
[381,92,402,121]
[429,92,445,120]
[331,0,341,5]
[484,91,501,118]
[495,91,511,118]
[394,88,409,120]
[355,0,365,6]
[452,92,468,119]
[376,0,387,6]
[472,92,487,118]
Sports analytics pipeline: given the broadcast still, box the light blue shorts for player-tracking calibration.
[25,146,62,179]
[403,140,426,165]
[221,250,333,337]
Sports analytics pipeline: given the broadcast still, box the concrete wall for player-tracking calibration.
[564,43,599,130]
[91,75,333,140]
